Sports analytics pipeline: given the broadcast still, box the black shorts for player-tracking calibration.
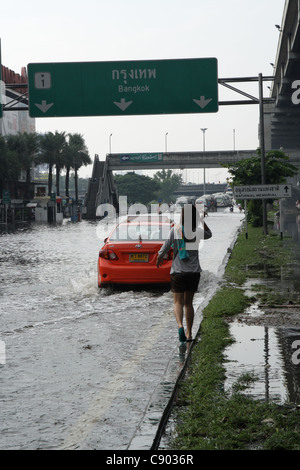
[170,273,201,293]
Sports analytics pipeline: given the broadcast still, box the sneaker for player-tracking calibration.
[178,327,187,343]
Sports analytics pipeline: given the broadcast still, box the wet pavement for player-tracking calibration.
[0,209,243,450]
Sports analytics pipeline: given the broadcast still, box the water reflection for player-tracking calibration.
[274,197,300,243]
[276,328,300,404]
[225,322,300,405]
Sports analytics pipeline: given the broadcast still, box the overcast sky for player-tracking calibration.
[1,0,285,182]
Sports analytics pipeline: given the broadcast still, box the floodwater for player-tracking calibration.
[224,229,300,405]
[0,209,243,450]
[225,295,300,405]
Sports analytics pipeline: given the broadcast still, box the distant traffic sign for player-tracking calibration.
[234,184,292,199]
[119,153,163,163]
[2,189,10,204]
[27,58,218,118]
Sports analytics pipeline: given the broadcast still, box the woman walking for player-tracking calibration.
[156,205,212,342]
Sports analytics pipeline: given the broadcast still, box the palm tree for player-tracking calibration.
[62,133,77,199]
[0,136,22,196]
[38,131,66,196]
[74,150,91,202]
[5,132,39,199]
[53,132,66,196]
[64,133,91,202]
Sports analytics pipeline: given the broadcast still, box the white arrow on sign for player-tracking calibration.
[113,98,133,112]
[193,96,212,109]
[35,100,54,113]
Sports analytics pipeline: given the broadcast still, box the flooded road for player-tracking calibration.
[0,210,243,450]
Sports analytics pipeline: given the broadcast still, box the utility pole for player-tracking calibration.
[201,128,207,195]
[259,73,268,235]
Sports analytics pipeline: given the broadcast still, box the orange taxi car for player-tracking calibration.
[98,215,173,287]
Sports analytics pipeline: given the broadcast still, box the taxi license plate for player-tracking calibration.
[129,253,149,262]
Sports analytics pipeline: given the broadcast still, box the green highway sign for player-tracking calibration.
[27,58,218,118]
[119,153,163,163]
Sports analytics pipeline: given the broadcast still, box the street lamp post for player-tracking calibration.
[109,133,113,154]
[165,132,168,153]
[201,128,207,194]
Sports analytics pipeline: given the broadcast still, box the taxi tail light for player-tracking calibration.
[99,249,119,260]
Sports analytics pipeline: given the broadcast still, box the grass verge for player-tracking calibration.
[169,224,300,450]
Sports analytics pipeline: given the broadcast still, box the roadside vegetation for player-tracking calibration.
[0,132,91,201]
[0,132,183,204]
[224,149,298,226]
[169,224,300,450]
[114,169,182,205]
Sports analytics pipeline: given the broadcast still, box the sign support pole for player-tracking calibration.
[4,203,7,230]
[259,73,268,235]
[245,200,248,239]
[280,199,283,240]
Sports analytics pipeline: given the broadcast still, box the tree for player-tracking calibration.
[225,149,298,226]
[0,136,22,194]
[5,132,39,198]
[38,131,66,196]
[65,133,91,202]
[0,130,90,201]
[62,134,75,198]
[153,169,182,202]
[53,132,66,197]
[114,172,160,205]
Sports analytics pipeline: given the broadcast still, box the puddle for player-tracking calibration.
[159,303,300,449]
[226,258,300,405]
[224,212,300,403]
[224,321,300,404]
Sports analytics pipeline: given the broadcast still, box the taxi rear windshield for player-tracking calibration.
[109,223,171,241]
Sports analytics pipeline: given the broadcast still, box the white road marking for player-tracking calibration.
[60,314,171,449]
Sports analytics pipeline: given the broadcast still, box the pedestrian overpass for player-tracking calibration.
[83,148,300,219]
